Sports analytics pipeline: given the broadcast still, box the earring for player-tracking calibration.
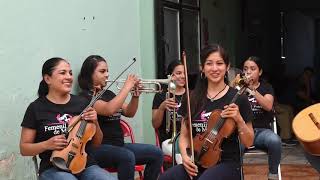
[201,72,206,79]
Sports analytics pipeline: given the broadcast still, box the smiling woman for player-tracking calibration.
[19,57,116,180]
[159,44,254,180]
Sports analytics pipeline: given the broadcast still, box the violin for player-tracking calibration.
[50,115,96,174]
[50,58,137,174]
[192,74,248,168]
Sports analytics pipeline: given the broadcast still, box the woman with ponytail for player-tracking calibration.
[19,57,116,180]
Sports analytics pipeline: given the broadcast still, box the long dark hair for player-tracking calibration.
[190,44,229,119]
[78,55,106,90]
[38,57,66,97]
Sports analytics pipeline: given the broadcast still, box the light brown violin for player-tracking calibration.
[50,115,96,174]
[50,58,137,174]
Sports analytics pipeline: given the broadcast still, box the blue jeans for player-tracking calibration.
[159,162,241,180]
[254,128,282,174]
[39,165,116,180]
[93,143,163,180]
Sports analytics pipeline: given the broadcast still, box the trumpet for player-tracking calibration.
[165,75,178,143]
[165,79,177,135]
[105,76,173,93]
[230,73,250,90]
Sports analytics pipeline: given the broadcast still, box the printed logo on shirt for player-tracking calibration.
[192,111,211,133]
[105,109,122,121]
[56,114,72,123]
[168,102,183,122]
[248,96,263,116]
[44,113,72,135]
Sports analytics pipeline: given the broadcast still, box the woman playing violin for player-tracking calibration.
[19,58,116,180]
[78,55,163,180]
[159,44,254,180]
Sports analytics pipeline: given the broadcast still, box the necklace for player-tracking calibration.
[207,84,227,102]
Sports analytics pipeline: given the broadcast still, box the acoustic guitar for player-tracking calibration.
[292,103,320,155]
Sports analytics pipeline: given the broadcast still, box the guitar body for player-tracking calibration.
[292,103,320,155]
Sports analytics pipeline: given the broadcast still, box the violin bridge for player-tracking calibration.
[72,143,79,149]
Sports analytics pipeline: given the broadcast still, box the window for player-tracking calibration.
[156,0,200,78]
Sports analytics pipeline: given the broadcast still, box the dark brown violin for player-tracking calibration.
[192,75,248,168]
[50,58,137,174]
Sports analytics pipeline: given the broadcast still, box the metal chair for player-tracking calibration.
[32,156,39,180]
[242,109,282,180]
[105,119,144,180]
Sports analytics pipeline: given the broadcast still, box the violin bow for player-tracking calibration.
[182,51,195,162]
[68,58,137,132]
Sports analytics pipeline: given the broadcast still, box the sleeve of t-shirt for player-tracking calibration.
[265,83,274,96]
[101,90,117,102]
[238,94,254,123]
[21,103,37,129]
[259,82,274,96]
[152,92,165,109]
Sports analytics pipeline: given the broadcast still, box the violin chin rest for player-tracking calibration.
[51,157,70,172]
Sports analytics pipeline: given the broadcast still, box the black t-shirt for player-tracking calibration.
[152,91,184,145]
[79,90,124,146]
[247,81,274,129]
[183,87,253,163]
[21,95,96,174]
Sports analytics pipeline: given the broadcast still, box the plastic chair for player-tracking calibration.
[105,119,144,180]
[242,109,282,180]
[154,129,173,173]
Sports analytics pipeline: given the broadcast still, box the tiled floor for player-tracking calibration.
[243,144,309,165]
[243,144,320,179]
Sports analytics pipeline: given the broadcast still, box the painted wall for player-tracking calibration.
[0,0,156,179]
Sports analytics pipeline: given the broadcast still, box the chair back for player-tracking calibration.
[120,119,135,143]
